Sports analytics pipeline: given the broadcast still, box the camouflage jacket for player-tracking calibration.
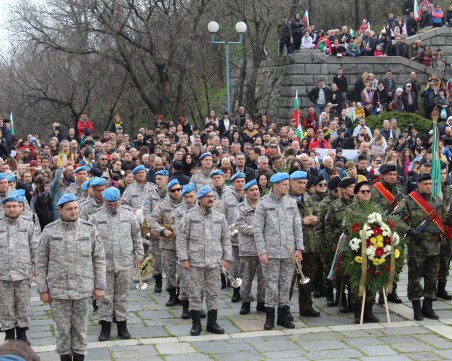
[79,197,103,220]
[189,168,212,189]
[220,189,244,247]
[149,196,183,250]
[122,181,156,210]
[172,201,195,237]
[212,186,231,211]
[323,197,354,252]
[370,180,406,211]
[236,198,259,256]
[290,192,318,254]
[66,182,86,199]
[314,193,339,246]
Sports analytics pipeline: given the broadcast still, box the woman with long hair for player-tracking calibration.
[401,147,414,176]
[182,153,194,176]
[257,173,270,197]
[56,140,76,167]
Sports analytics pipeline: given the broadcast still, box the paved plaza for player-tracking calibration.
[21,266,452,361]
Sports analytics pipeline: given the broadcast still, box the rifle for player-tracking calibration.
[414,197,449,234]
[383,192,405,217]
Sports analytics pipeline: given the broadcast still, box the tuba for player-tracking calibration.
[132,253,155,282]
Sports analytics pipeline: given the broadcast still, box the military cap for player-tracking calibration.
[210,169,224,178]
[1,193,21,204]
[328,176,341,190]
[102,187,121,202]
[313,176,326,186]
[270,172,289,183]
[230,172,246,182]
[199,152,212,160]
[338,177,356,189]
[419,158,432,167]
[81,179,91,191]
[0,173,5,180]
[243,179,257,191]
[90,177,108,187]
[289,171,308,180]
[181,183,196,196]
[354,180,372,194]
[89,167,103,177]
[379,164,397,174]
[57,193,77,207]
[7,174,16,183]
[155,169,169,177]
[75,165,89,174]
[416,173,432,182]
[132,164,146,175]
[166,179,180,190]
[197,185,213,199]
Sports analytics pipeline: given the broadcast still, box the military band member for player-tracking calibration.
[254,173,304,330]
[236,179,266,315]
[142,169,169,293]
[0,173,11,208]
[211,169,230,207]
[190,152,213,189]
[66,166,89,199]
[395,174,446,321]
[221,171,246,303]
[89,187,144,342]
[149,179,183,306]
[289,171,321,317]
[122,165,156,212]
[177,186,232,336]
[0,190,37,345]
[37,193,106,361]
[79,177,107,220]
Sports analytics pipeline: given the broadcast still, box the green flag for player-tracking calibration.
[431,120,441,197]
[9,112,15,135]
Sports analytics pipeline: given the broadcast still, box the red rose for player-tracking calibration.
[352,223,360,233]
[374,271,382,275]
[367,268,372,274]
[366,240,371,247]
[385,265,391,271]
[372,227,382,236]
[375,247,385,257]
[387,219,396,228]
[384,237,392,246]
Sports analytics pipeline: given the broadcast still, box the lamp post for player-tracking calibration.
[208,20,247,116]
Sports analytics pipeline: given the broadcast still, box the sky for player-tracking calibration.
[0,0,18,53]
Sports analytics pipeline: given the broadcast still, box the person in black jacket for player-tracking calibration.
[406,11,418,36]
[420,81,437,119]
[34,180,53,230]
[419,5,431,29]
[374,81,389,111]
[169,161,191,185]
[278,17,292,56]
[291,14,303,51]
[402,84,418,113]
[307,79,331,115]
[333,68,348,100]
[0,129,8,159]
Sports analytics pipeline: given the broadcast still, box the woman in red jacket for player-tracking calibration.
[77,112,94,138]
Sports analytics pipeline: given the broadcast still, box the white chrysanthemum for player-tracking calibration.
[393,232,400,246]
[368,254,375,260]
[382,230,389,237]
[366,230,373,237]
[366,246,376,257]
[384,245,392,253]
[350,243,360,251]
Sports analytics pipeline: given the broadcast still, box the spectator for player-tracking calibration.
[361,83,374,116]
[406,11,418,35]
[308,129,329,150]
[233,106,251,129]
[109,112,125,134]
[354,72,368,102]
[402,84,419,113]
[353,118,372,138]
[0,117,11,155]
[421,81,438,118]
[374,81,389,112]
[394,36,409,58]
[301,30,315,49]
[431,4,445,28]
[278,17,292,56]
[446,4,452,27]
[77,112,93,138]
[392,88,405,112]
[432,49,446,72]
[419,5,431,29]
[419,44,433,65]
[307,79,331,115]
[291,13,303,51]
[434,88,450,120]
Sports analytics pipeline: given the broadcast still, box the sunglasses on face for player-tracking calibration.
[169,188,182,193]
[359,189,371,194]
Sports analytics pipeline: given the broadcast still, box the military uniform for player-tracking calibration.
[36,218,106,357]
[0,214,37,339]
[438,184,452,299]
[89,205,144,324]
[212,185,230,210]
[189,169,212,189]
[122,181,155,210]
[79,197,103,220]
[66,183,85,199]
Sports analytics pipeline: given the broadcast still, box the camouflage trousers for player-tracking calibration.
[149,238,162,275]
[231,245,240,279]
[178,264,191,301]
[161,249,177,289]
[188,266,220,311]
[438,241,451,283]
[289,252,318,311]
[261,258,294,308]
[407,254,440,300]
[239,256,265,303]
[50,298,91,356]
[0,279,31,331]
[99,270,130,323]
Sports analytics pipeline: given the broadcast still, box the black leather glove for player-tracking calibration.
[423,225,440,235]
[406,228,423,242]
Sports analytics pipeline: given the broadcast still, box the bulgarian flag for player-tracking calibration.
[302,10,309,27]
[431,119,441,197]
[414,0,420,20]
[9,112,15,135]
[293,91,303,141]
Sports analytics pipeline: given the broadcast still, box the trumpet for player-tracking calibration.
[284,243,310,285]
[134,252,148,290]
[218,260,242,288]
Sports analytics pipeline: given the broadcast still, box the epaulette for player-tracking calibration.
[121,204,133,211]
[20,215,33,223]
[43,220,59,230]
[91,207,103,215]
[80,219,95,227]
[260,194,270,201]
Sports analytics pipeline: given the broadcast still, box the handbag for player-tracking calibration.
[441,108,447,120]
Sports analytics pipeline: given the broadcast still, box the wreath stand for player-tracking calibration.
[359,288,391,327]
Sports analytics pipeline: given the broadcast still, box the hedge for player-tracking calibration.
[364,111,436,137]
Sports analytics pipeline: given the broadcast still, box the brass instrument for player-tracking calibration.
[218,260,242,288]
[132,253,154,283]
[163,223,175,241]
[229,223,238,237]
[284,243,310,285]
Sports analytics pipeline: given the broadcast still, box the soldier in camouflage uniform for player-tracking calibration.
[79,177,107,220]
[0,173,11,210]
[89,187,144,342]
[177,185,232,336]
[190,152,213,189]
[149,179,183,306]
[173,183,197,319]
[253,173,304,330]
[37,193,106,361]
[142,169,169,293]
[236,179,265,315]
[66,166,89,199]
[323,177,355,312]
[289,171,321,317]
[211,169,230,209]
[371,164,405,304]
[0,191,38,345]
[395,174,447,321]
[221,172,245,302]
[122,164,156,212]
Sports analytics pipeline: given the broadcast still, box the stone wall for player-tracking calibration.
[231,28,452,123]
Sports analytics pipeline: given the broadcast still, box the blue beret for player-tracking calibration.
[290,171,308,180]
[199,152,212,160]
[270,172,289,183]
[1,190,25,204]
[197,185,213,199]
[243,179,257,191]
[166,179,180,190]
[75,166,89,174]
[132,164,146,175]
[230,172,246,182]
[181,183,196,196]
[155,169,169,177]
[90,177,108,187]
[210,169,224,178]
[56,193,77,208]
[102,187,121,202]
[81,179,91,191]
[7,174,16,183]
[0,173,5,180]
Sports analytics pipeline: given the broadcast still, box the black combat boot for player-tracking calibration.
[312,278,322,298]
[378,292,384,305]
[231,286,241,303]
[339,291,349,313]
[117,321,131,339]
[298,288,320,317]
[73,354,85,361]
[436,282,452,300]
[190,310,202,336]
[206,310,225,334]
[353,303,362,324]
[286,306,294,321]
[364,303,379,323]
[326,287,335,307]
[387,287,402,303]
[153,274,163,293]
[239,302,251,315]
[181,299,190,319]
[175,287,181,305]
[221,274,227,289]
[422,298,439,320]
[276,306,295,329]
[200,309,206,318]
[412,300,423,321]
[59,354,72,361]
[4,328,15,340]
[264,307,275,330]
[15,327,30,345]
[166,287,178,307]
[98,320,111,342]
[256,301,266,312]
